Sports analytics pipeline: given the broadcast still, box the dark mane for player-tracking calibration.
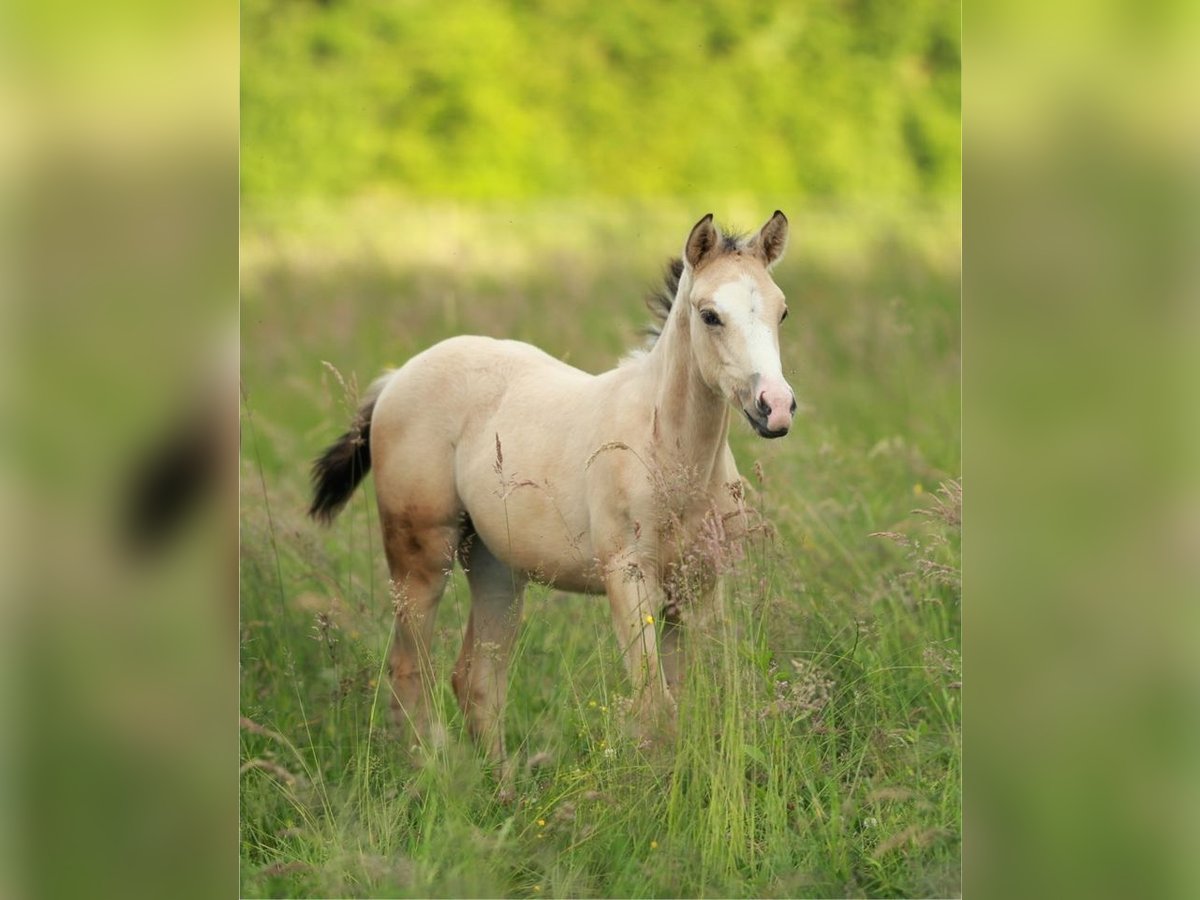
[642,227,749,345]
[643,257,685,343]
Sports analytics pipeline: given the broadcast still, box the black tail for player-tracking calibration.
[308,383,384,523]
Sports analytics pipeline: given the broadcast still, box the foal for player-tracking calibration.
[310,211,795,765]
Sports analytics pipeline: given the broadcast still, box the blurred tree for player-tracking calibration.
[242,0,959,205]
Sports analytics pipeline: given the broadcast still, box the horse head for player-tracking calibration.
[679,211,796,438]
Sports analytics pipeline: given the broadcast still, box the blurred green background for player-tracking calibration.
[14,0,1200,896]
[240,2,962,896]
[242,0,959,209]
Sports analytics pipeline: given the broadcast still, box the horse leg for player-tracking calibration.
[605,561,675,730]
[659,585,685,698]
[381,511,459,754]
[452,537,526,770]
[659,576,723,699]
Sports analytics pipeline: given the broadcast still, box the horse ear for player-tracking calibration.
[753,210,789,269]
[684,213,718,268]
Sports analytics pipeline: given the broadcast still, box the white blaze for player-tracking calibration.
[712,277,794,432]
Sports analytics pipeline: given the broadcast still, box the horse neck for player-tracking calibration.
[642,274,730,480]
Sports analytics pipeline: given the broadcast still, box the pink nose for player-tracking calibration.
[757,382,796,432]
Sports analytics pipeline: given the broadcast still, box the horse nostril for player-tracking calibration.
[756,392,771,417]
[790,396,797,414]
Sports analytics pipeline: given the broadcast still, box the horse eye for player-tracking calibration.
[700,309,722,327]
[780,307,789,323]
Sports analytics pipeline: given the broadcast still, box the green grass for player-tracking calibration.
[240,200,960,898]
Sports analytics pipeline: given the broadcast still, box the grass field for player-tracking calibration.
[240,200,961,898]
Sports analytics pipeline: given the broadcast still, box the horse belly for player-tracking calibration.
[454,427,608,593]
[444,348,609,592]
[462,482,602,593]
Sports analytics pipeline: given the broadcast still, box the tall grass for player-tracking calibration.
[240,203,960,897]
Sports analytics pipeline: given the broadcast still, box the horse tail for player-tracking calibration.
[308,372,392,523]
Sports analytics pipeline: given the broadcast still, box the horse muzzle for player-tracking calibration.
[743,408,790,438]
[742,378,796,438]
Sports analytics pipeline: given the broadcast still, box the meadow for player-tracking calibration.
[239,199,961,898]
